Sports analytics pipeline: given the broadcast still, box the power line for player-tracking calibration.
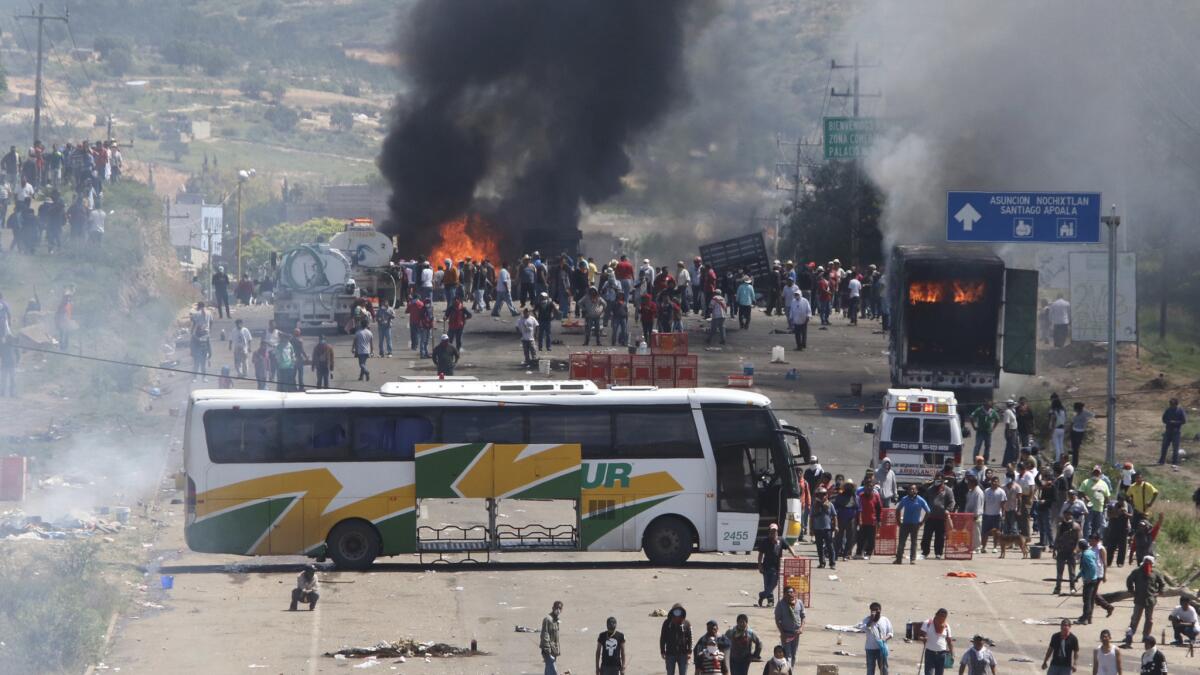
[12,342,1190,414]
[15,1,68,146]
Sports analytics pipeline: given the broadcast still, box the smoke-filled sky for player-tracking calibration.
[856,1,1200,255]
[379,0,702,256]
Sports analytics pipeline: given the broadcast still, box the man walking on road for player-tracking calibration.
[1158,398,1186,465]
[969,402,999,464]
[857,602,893,675]
[517,308,539,368]
[352,322,373,381]
[810,487,837,569]
[723,614,762,675]
[432,334,459,376]
[1001,399,1019,467]
[232,318,252,377]
[1040,619,1079,675]
[1122,555,1166,648]
[311,335,334,388]
[660,604,692,675]
[957,635,995,675]
[595,615,626,675]
[773,586,805,667]
[921,478,956,560]
[894,484,930,565]
[756,523,794,607]
[787,290,811,351]
[540,600,563,675]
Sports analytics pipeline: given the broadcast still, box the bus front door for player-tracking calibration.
[714,444,759,553]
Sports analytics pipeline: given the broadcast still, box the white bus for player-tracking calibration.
[183,380,809,569]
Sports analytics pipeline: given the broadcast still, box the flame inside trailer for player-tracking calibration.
[428,216,501,266]
[907,279,987,305]
[904,274,1001,365]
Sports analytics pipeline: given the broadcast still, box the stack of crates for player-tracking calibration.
[569,332,699,388]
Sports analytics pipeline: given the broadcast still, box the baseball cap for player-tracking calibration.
[440,334,449,341]
[768,523,779,530]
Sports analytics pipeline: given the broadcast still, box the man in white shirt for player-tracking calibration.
[419,262,434,302]
[964,475,986,553]
[1001,400,1020,467]
[88,205,106,245]
[1169,596,1198,645]
[847,275,862,325]
[981,476,1007,552]
[787,290,812,351]
[232,318,253,377]
[1048,295,1071,348]
[516,308,539,368]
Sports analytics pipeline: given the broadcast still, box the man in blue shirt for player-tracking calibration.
[1158,398,1187,466]
[893,484,930,565]
[1073,538,1103,624]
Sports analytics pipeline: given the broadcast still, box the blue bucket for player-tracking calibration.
[160,575,174,590]
[743,363,754,376]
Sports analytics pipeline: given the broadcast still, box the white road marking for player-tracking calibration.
[308,595,322,675]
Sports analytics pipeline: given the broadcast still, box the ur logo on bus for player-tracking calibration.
[582,462,632,489]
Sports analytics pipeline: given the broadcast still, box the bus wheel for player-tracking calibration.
[642,516,693,565]
[326,520,380,570]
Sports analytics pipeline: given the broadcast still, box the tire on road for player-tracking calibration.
[642,515,694,565]
[326,519,381,570]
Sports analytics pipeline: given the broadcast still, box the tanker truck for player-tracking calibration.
[273,220,401,332]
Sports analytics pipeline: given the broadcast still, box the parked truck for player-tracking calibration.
[887,244,1038,403]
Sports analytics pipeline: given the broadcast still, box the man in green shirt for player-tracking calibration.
[969,401,1000,464]
[1078,466,1111,539]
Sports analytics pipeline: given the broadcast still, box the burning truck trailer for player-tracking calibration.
[887,244,1039,406]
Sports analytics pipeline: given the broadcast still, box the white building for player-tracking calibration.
[168,193,224,263]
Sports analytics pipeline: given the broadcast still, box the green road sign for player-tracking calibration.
[824,117,878,159]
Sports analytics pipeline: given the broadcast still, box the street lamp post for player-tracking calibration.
[1100,205,1121,467]
[236,169,255,279]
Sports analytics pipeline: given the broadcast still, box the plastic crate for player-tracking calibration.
[630,355,654,386]
[652,355,676,387]
[651,332,689,355]
[609,354,632,386]
[674,354,698,388]
[587,354,610,388]
[727,374,753,388]
[569,353,590,380]
[0,456,27,501]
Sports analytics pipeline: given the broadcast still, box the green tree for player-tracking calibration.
[781,161,884,266]
[239,74,268,99]
[241,218,347,270]
[199,50,236,77]
[105,46,134,77]
[266,81,287,103]
[93,36,131,59]
[330,108,354,131]
[264,105,299,132]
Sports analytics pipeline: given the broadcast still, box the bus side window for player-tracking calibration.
[527,409,613,459]
[714,445,757,512]
[441,409,525,444]
[205,410,281,463]
[354,413,435,461]
[890,417,921,443]
[612,408,702,458]
[283,411,351,462]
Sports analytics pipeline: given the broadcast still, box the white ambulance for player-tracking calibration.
[864,388,964,483]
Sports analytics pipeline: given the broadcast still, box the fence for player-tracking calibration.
[873,511,975,561]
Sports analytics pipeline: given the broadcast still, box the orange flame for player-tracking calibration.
[429,215,500,266]
[951,280,987,304]
[908,281,945,304]
[909,279,987,305]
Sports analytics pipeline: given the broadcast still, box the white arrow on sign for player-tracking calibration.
[954,202,982,231]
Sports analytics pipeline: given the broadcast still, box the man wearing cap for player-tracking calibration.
[847,272,862,325]
[595,615,626,675]
[535,292,559,353]
[676,261,692,315]
[580,287,606,346]
[958,635,996,675]
[1122,555,1166,647]
[968,402,999,464]
[431,334,459,376]
[735,276,755,329]
[810,487,837,569]
[1127,472,1158,529]
[756,523,795,607]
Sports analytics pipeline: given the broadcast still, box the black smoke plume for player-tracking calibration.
[379,0,696,257]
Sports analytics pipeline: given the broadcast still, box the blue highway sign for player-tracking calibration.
[946,191,1101,243]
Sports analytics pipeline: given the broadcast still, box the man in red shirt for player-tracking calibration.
[614,255,635,307]
[856,477,883,559]
[405,291,428,357]
[443,297,472,350]
[638,294,658,346]
[701,265,718,318]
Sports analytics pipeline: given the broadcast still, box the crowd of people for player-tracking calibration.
[0,141,119,255]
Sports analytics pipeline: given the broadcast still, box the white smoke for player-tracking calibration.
[853,1,1200,255]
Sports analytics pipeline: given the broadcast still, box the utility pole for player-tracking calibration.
[1100,205,1121,467]
[830,43,880,267]
[775,134,822,256]
[16,3,69,147]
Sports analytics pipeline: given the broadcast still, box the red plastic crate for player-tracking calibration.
[630,355,654,386]
[587,354,610,388]
[652,355,677,387]
[0,456,27,501]
[651,332,689,355]
[674,354,698,388]
[609,354,632,386]
[569,353,590,380]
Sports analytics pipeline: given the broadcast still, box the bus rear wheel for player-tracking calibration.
[326,520,380,570]
[642,516,693,565]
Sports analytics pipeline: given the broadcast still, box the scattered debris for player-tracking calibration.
[514,625,537,633]
[824,625,865,633]
[1021,619,1058,625]
[832,650,857,657]
[946,571,977,578]
[649,609,668,617]
[1009,656,1035,663]
[325,639,481,660]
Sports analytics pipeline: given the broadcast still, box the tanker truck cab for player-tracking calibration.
[864,389,963,484]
